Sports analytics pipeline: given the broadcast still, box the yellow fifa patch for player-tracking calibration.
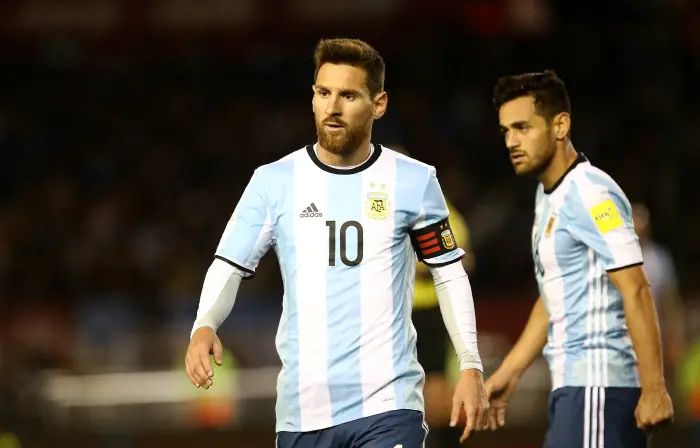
[589,199,624,234]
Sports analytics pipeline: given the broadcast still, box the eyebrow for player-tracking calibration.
[315,85,364,96]
[501,120,530,130]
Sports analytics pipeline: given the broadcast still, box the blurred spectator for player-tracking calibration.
[632,203,687,372]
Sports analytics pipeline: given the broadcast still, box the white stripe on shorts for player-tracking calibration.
[585,386,606,448]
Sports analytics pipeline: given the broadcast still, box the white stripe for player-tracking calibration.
[602,277,609,387]
[586,249,595,387]
[595,257,602,388]
[294,157,332,430]
[539,205,567,390]
[600,387,605,447]
[591,386,599,448]
[584,386,592,448]
[421,420,429,448]
[359,158,398,416]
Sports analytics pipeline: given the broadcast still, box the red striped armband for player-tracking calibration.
[410,219,459,261]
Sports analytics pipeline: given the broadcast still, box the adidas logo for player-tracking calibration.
[299,203,323,218]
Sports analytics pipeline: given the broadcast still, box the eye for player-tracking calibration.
[318,89,329,97]
[343,93,356,100]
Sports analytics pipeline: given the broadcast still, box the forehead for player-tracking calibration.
[498,95,538,125]
[315,63,368,93]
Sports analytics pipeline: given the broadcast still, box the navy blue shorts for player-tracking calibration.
[545,386,647,448]
[276,410,428,448]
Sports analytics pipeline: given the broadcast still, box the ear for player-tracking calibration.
[311,85,316,112]
[373,91,388,120]
[553,112,571,140]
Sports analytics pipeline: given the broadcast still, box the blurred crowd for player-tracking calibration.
[0,0,699,442]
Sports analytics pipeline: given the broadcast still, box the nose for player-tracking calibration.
[506,132,520,150]
[324,94,342,116]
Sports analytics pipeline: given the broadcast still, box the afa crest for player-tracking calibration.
[441,229,456,250]
[366,191,389,220]
[545,215,558,238]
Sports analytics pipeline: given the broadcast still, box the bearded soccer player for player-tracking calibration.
[482,71,674,447]
[184,38,488,447]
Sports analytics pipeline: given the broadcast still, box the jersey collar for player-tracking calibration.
[543,152,588,195]
[306,142,382,175]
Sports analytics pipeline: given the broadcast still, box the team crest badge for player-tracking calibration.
[441,229,456,250]
[545,214,557,238]
[366,191,389,220]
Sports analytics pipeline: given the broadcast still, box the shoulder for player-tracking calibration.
[569,163,627,201]
[560,162,633,227]
[562,162,630,213]
[381,145,436,178]
[253,147,306,178]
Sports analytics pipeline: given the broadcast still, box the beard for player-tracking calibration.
[513,140,556,177]
[316,115,371,155]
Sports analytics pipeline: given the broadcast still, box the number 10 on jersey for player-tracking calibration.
[326,220,364,267]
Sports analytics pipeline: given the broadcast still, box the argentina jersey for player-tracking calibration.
[532,153,643,391]
[214,143,464,432]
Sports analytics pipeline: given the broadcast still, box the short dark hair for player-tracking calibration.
[313,38,385,97]
[492,70,571,120]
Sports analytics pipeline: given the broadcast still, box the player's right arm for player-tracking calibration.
[185,168,274,390]
[484,296,549,430]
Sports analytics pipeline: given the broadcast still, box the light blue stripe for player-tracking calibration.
[267,160,301,431]
[326,173,363,425]
[554,207,587,386]
[393,158,427,410]
[217,168,269,264]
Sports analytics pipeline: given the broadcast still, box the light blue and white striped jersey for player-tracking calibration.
[215,143,464,432]
[532,153,643,390]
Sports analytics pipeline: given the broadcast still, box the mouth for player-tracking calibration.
[510,153,526,164]
[323,120,345,131]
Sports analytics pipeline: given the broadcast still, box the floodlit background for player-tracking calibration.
[1,0,699,446]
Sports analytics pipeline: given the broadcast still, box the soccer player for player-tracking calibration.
[482,71,674,447]
[184,38,488,447]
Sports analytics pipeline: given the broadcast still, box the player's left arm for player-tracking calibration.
[569,181,673,428]
[607,265,665,391]
[410,167,487,439]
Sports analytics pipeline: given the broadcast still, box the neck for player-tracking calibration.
[317,137,372,167]
[538,140,578,191]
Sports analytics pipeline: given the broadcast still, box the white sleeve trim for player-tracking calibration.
[190,258,243,339]
[430,262,483,372]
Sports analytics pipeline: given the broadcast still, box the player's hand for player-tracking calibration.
[483,368,519,431]
[185,327,223,390]
[635,386,674,431]
[450,369,489,443]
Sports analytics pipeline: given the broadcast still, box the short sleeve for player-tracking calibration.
[566,178,643,272]
[409,167,465,267]
[214,168,274,279]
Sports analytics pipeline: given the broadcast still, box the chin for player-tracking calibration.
[513,164,533,176]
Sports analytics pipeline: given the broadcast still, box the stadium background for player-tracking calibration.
[1,0,699,446]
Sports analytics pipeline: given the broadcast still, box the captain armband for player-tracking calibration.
[410,218,460,261]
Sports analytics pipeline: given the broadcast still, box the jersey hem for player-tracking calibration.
[213,255,255,279]
[275,406,425,433]
[606,261,643,273]
[423,254,464,268]
[551,384,642,392]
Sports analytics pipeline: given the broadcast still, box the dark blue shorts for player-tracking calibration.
[545,386,647,448]
[277,410,428,448]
